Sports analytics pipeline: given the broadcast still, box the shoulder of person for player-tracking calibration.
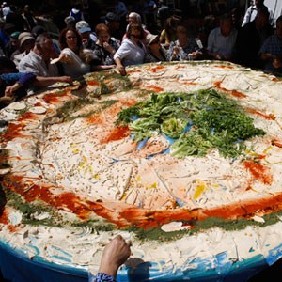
[122,38,132,45]
[61,48,72,54]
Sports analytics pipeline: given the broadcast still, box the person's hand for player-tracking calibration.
[58,76,72,84]
[59,53,72,63]
[5,83,21,97]
[98,235,132,276]
[116,65,127,76]
[215,54,222,60]
[102,42,115,55]
[0,96,13,103]
[173,46,180,56]
[273,56,282,69]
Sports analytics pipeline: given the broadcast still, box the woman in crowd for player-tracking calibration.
[91,23,120,70]
[57,27,91,79]
[114,23,147,75]
[159,15,181,49]
[145,33,167,63]
[167,25,203,61]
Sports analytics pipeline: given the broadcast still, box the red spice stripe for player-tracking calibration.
[2,172,281,229]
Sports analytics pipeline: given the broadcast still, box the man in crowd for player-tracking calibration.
[18,32,71,93]
[259,15,282,74]
[242,0,274,27]
[207,14,238,61]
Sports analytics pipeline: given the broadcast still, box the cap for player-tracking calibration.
[32,25,46,37]
[75,20,91,33]
[105,12,119,23]
[18,32,35,47]
[65,16,75,25]
[10,31,21,39]
[146,34,159,45]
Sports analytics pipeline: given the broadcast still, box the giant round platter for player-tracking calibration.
[1,61,282,281]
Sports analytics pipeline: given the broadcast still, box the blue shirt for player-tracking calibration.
[259,35,282,71]
[89,272,116,282]
[0,72,36,86]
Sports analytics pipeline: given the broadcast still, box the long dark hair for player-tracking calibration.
[58,27,83,50]
[126,23,146,40]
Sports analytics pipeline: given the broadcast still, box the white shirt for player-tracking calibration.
[114,38,146,67]
[60,48,90,79]
[207,27,238,59]
[18,50,59,76]
[242,5,274,26]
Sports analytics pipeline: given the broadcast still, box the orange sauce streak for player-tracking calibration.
[122,99,137,107]
[87,80,100,86]
[42,90,70,104]
[230,89,246,98]
[8,225,18,232]
[272,139,282,148]
[42,93,60,103]
[3,173,282,229]
[215,65,234,69]
[150,65,165,72]
[0,209,9,224]
[18,112,37,121]
[246,107,275,120]
[86,115,103,124]
[2,123,25,140]
[182,82,197,86]
[213,81,246,99]
[256,154,266,160]
[146,85,164,92]
[101,126,130,143]
[243,160,273,185]
[86,99,136,127]
[3,177,93,220]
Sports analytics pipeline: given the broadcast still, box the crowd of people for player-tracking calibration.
[0,0,282,108]
[1,1,282,280]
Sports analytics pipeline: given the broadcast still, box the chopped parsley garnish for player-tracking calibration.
[116,89,265,158]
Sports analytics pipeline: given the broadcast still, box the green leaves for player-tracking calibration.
[116,89,265,158]
[161,117,187,139]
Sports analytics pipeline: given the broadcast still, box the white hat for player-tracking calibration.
[146,34,159,45]
[75,21,91,33]
[18,32,35,47]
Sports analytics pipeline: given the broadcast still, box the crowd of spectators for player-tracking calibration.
[0,0,282,109]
